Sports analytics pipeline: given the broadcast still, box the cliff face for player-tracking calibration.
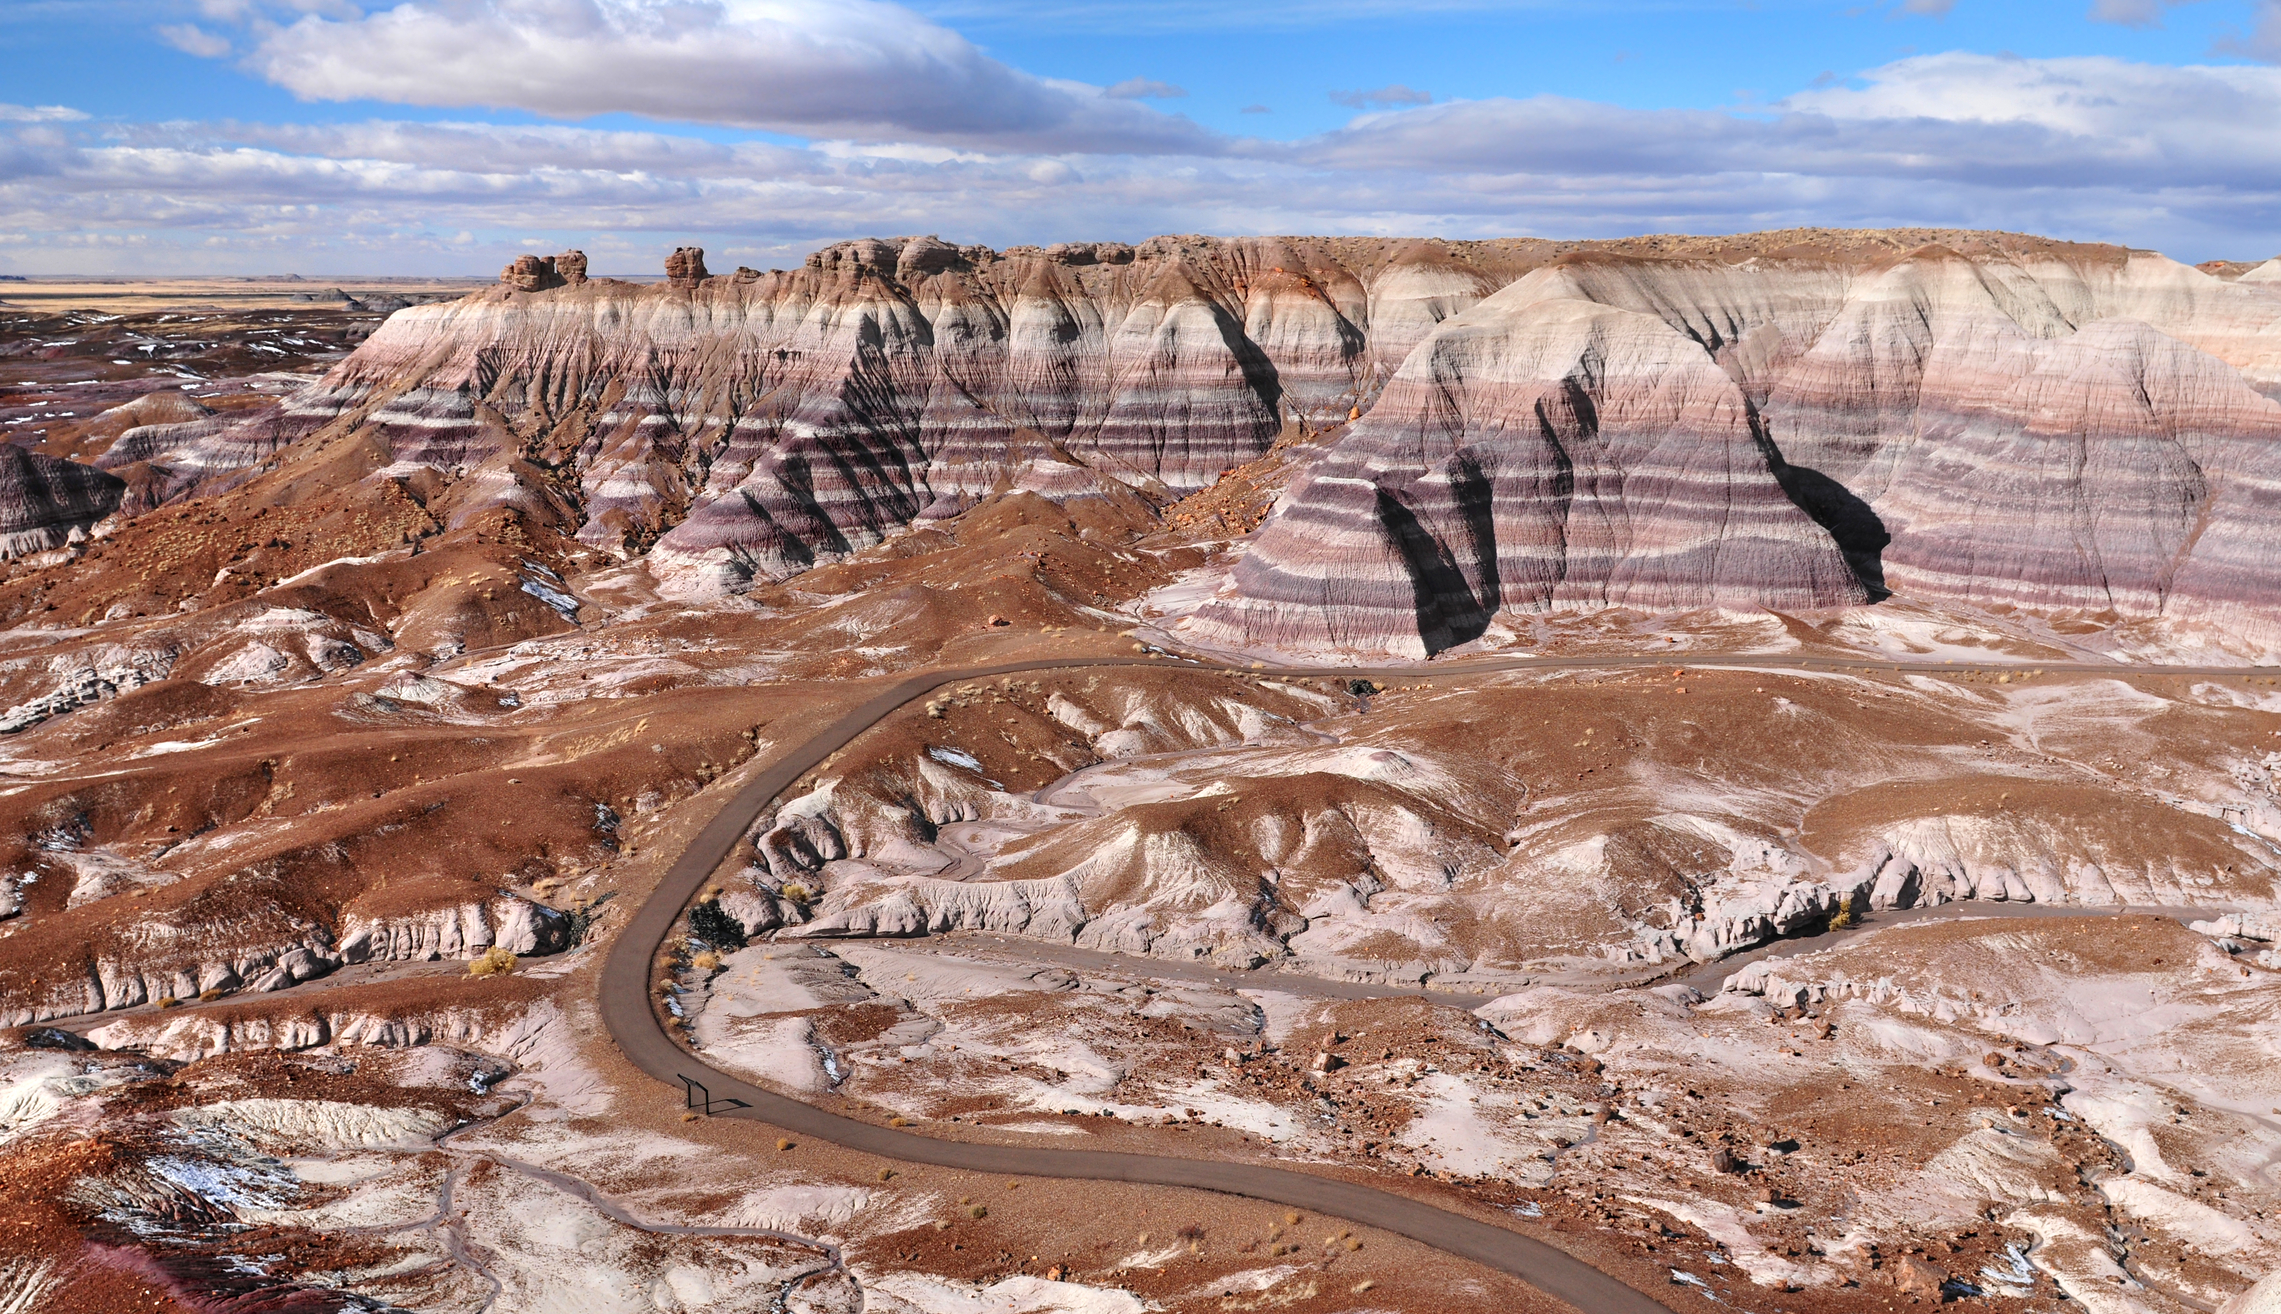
[258,231,2281,653]
[284,235,1543,595]
[1191,245,2281,654]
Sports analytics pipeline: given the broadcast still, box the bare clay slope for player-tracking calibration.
[280,237,1551,598]
[1195,241,2281,656]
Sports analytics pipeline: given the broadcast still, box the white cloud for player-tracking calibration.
[0,104,88,122]
[156,23,233,57]
[239,0,1221,155]
[2225,0,2281,59]
[1103,78,1186,99]
[5,53,2281,274]
[2089,0,2169,26]
[1306,55,2281,192]
[1329,84,1432,109]
[906,0,1646,33]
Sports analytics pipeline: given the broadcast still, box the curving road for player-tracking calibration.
[599,647,2276,1314]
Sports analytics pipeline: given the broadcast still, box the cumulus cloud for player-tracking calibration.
[231,0,1219,155]
[1329,84,1432,109]
[1103,78,1186,99]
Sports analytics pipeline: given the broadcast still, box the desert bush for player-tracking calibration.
[468,946,518,977]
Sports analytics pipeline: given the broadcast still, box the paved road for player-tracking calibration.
[598,646,2277,1313]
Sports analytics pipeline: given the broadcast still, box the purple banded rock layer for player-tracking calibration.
[1194,244,2281,655]
[0,443,125,556]
[286,236,1546,593]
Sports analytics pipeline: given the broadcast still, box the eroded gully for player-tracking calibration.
[598,648,2281,1314]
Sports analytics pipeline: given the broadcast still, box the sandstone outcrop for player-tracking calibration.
[0,891,572,1028]
[498,250,589,292]
[337,895,571,963]
[664,246,708,288]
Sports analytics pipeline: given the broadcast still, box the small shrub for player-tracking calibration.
[156,997,180,1009]
[779,882,812,906]
[1176,1224,1205,1241]
[877,1167,895,1181]
[691,950,720,973]
[198,988,224,1003]
[968,1204,988,1220]
[1828,893,1860,931]
[689,899,747,950]
[468,947,517,977]
[776,1138,794,1151]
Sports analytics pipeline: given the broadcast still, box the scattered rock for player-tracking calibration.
[1894,1256,1947,1299]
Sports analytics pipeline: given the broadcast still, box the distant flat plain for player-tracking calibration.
[0,275,484,314]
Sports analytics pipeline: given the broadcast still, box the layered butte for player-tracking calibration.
[272,235,1544,594]
[1192,240,2281,655]
[73,229,2281,653]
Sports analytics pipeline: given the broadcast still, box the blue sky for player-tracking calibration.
[2,0,2278,273]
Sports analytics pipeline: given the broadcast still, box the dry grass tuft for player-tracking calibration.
[468,946,518,977]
